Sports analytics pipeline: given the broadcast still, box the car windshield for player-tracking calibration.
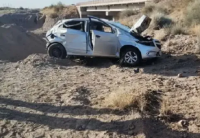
[108,21,131,32]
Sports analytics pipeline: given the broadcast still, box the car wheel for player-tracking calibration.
[119,48,141,66]
[48,43,66,59]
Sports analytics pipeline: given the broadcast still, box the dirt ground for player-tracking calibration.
[1,50,200,138]
[1,7,200,138]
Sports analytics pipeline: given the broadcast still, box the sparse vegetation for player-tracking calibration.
[164,24,187,36]
[120,9,139,18]
[192,25,200,53]
[45,1,65,11]
[105,90,139,110]
[170,24,187,35]
[42,2,65,18]
[41,2,79,19]
[185,0,200,26]
[142,4,168,16]
[151,12,173,29]
[142,4,155,15]
[49,13,58,18]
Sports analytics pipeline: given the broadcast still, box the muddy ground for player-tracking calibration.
[1,9,200,138]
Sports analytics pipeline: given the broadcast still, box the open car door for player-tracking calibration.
[88,16,120,56]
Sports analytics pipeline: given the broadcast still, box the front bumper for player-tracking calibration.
[147,50,162,57]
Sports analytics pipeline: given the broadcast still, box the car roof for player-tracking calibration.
[61,18,89,22]
[61,18,111,23]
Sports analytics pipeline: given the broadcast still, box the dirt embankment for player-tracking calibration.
[0,6,80,62]
[0,24,45,61]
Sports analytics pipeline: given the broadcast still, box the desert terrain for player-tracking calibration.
[1,0,200,138]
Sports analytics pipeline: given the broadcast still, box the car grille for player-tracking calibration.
[154,40,162,49]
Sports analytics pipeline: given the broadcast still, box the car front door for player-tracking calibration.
[89,17,120,57]
[58,20,87,54]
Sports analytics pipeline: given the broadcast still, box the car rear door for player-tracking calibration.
[58,20,87,54]
[89,16,120,57]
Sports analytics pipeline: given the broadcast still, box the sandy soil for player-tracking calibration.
[1,48,200,138]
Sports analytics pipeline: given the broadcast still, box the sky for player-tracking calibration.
[0,0,88,8]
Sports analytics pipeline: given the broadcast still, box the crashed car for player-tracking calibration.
[45,15,161,66]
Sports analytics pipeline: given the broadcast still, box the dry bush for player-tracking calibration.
[120,9,139,18]
[42,2,65,17]
[164,24,187,36]
[151,12,173,29]
[192,25,200,53]
[170,24,187,35]
[154,29,168,41]
[49,13,58,18]
[53,2,65,12]
[159,98,171,117]
[42,4,79,19]
[104,86,163,114]
[62,5,79,18]
[159,98,182,122]
[105,90,139,110]
[142,4,155,15]
[185,0,200,26]
[142,3,168,16]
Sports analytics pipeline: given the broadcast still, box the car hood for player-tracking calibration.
[129,15,151,34]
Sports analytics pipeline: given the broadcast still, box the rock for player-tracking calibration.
[128,130,135,135]
[134,68,140,74]
[177,73,184,78]
[178,120,189,128]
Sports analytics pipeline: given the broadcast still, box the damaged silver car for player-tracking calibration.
[45,15,161,66]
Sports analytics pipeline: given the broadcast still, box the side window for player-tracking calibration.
[63,21,84,31]
[91,21,113,33]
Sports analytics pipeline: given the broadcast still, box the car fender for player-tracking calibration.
[47,36,66,48]
[118,34,140,50]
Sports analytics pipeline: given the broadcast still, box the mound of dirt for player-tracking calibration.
[0,24,45,62]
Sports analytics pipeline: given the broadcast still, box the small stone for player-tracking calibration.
[128,130,135,135]
[62,84,67,87]
[134,68,140,74]
[178,120,189,128]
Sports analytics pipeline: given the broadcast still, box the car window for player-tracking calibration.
[63,21,84,31]
[91,21,113,33]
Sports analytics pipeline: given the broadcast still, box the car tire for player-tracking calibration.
[48,43,66,59]
[119,48,141,66]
